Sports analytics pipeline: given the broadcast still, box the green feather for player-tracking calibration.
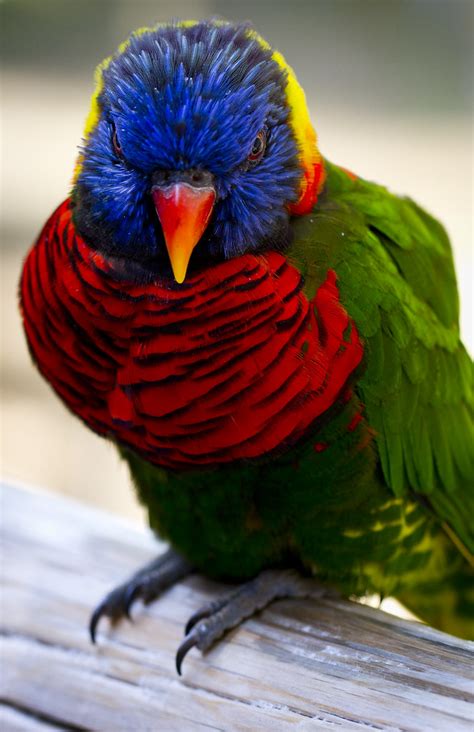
[291,160,474,556]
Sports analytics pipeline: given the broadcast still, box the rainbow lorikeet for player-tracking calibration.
[20,20,473,674]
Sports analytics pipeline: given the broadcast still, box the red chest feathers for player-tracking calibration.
[20,200,363,469]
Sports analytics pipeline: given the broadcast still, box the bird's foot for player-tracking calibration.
[176,568,328,675]
[90,548,193,642]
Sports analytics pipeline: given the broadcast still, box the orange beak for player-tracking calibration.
[152,182,216,284]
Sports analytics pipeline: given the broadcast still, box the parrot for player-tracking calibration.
[19,19,474,675]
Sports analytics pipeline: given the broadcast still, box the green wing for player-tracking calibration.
[289,160,474,555]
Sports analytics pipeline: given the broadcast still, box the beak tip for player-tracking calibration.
[153,181,216,285]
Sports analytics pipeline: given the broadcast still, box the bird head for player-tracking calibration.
[72,20,324,283]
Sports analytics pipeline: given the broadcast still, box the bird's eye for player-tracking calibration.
[247,128,267,164]
[111,122,124,159]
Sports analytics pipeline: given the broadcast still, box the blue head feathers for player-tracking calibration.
[73,21,303,280]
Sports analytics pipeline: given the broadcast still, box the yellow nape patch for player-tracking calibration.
[247,29,324,212]
[74,19,325,210]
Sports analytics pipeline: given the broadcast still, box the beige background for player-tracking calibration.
[1,1,472,531]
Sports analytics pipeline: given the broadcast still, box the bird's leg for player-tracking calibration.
[176,568,329,675]
[90,548,193,642]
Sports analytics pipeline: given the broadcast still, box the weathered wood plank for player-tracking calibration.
[1,481,473,731]
[0,704,64,732]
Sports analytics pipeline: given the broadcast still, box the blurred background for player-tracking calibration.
[1,0,473,527]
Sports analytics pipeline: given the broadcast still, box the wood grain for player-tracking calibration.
[1,481,473,731]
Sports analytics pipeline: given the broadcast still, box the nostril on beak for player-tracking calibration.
[151,169,214,189]
[151,170,171,187]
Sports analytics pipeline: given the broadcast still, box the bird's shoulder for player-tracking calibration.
[288,159,474,556]
[289,158,459,326]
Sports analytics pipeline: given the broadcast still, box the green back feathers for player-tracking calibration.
[289,161,474,556]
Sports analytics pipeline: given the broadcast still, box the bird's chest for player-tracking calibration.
[22,217,362,470]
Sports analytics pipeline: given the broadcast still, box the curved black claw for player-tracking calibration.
[89,550,193,644]
[184,598,228,635]
[176,630,200,676]
[89,602,104,644]
[89,587,133,644]
[123,582,142,616]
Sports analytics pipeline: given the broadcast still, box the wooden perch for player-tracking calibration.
[2,481,473,731]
